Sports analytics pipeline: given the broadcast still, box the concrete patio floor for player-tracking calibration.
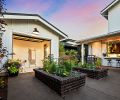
[8,68,120,100]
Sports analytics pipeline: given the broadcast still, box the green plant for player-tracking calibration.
[0,77,6,88]
[70,50,77,56]
[4,59,21,69]
[65,50,69,55]
[4,59,21,75]
[78,62,96,69]
[59,43,65,52]
[43,58,57,74]
[65,50,77,56]
[8,65,19,74]
[56,67,70,77]
[95,58,102,67]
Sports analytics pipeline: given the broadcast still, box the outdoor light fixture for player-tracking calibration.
[32,28,39,35]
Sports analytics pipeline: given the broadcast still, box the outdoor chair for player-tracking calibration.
[87,55,96,64]
[107,59,112,66]
[116,59,120,67]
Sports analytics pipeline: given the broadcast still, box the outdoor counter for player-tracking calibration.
[103,57,120,67]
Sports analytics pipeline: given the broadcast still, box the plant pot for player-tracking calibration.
[8,71,19,77]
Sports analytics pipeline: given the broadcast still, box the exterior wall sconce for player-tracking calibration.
[32,28,39,35]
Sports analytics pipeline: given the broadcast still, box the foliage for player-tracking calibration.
[65,50,77,56]
[4,59,21,75]
[0,0,7,31]
[59,43,65,52]
[0,77,6,88]
[78,62,96,69]
[8,65,19,74]
[95,57,102,67]
[43,58,57,74]
[4,59,21,69]
[56,67,70,77]
[43,56,78,77]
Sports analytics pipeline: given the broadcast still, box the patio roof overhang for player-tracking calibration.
[13,32,51,43]
[77,30,120,44]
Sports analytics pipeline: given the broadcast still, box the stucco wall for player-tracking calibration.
[108,2,120,32]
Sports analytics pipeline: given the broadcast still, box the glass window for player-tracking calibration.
[107,42,120,54]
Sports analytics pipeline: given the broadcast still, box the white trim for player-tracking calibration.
[1,13,68,38]
[101,0,119,15]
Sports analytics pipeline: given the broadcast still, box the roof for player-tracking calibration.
[101,0,120,19]
[78,30,120,44]
[60,38,76,42]
[60,38,78,47]
[2,12,68,38]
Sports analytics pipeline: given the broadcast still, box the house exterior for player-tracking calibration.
[0,12,67,72]
[78,0,120,67]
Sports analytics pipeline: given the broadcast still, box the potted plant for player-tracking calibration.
[4,59,21,77]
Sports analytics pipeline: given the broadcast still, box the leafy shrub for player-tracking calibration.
[59,43,65,52]
[56,67,70,77]
[4,59,21,75]
[43,58,57,74]
[78,62,96,69]
[4,59,21,69]
[95,57,102,67]
[8,65,19,74]
[65,50,77,56]
[43,55,79,77]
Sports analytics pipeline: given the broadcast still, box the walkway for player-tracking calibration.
[8,68,120,100]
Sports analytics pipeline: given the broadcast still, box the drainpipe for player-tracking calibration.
[81,43,84,65]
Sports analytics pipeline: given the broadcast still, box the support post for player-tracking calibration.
[81,43,84,65]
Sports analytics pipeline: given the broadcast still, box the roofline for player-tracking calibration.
[101,0,120,19]
[3,12,68,38]
[77,30,120,44]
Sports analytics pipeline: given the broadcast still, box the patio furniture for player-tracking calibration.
[34,68,86,96]
[116,59,120,67]
[87,55,96,64]
[107,59,112,66]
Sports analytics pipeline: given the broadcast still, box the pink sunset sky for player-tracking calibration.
[6,0,114,40]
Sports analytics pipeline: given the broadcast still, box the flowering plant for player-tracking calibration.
[4,59,21,69]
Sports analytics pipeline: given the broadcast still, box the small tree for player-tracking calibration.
[0,0,7,31]
[0,0,8,72]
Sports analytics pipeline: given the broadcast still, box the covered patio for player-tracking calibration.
[8,67,120,100]
[78,30,120,67]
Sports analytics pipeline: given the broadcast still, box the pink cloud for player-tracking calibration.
[49,0,110,40]
[7,0,52,14]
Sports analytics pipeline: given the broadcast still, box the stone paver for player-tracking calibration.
[8,68,120,100]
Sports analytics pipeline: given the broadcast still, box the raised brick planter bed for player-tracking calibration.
[73,67,108,79]
[34,68,86,96]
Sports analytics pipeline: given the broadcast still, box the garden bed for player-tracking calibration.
[34,68,86,96]
[0,72,8,100]
[73,67,108,79]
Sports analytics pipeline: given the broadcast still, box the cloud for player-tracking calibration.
[48,0,112,40]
